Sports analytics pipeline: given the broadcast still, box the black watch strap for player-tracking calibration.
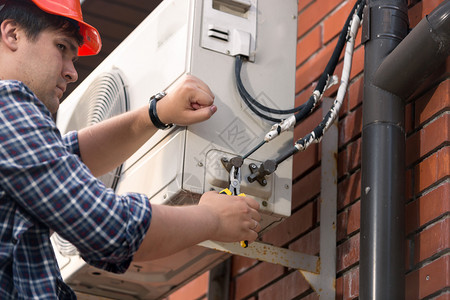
[148,92,173,130]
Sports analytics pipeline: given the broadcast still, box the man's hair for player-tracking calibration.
[0,0,83,46]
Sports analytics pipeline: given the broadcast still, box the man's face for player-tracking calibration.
[16,27,79,114]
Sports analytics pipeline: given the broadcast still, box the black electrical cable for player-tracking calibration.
[280,0,366,159]
[293,0,364,125]
[235,58,283,122]
[239,0,365,169]
[295,111,330,150]
[245,0,366,180]
[242,140,266,160]
[235,55,306,119]
[240,0,362,159]
[296,0,366,148]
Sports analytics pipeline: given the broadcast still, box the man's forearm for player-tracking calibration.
[77,106,157,177]
[132,204,217,261]
[132,191,261,262]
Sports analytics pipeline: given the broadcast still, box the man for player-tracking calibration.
[0,0,261,298]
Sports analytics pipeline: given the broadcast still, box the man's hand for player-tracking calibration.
[133,191,261,261]
[198,191,261,243]
[156,74,217,126]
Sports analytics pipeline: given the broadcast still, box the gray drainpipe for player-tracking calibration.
[360,0,450,299]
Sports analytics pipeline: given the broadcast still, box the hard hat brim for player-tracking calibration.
[77,21,102,56]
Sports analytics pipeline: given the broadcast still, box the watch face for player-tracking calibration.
[155,91,167,100]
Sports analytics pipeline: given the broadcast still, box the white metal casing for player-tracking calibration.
[54,0,297,298]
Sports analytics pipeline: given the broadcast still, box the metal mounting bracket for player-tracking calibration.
[299,98,337,299]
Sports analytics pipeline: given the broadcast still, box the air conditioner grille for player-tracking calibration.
[55,69,128,257]
[85,72,128,126]
[66,69,129,189]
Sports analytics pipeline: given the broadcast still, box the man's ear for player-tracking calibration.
[0,19,20,52]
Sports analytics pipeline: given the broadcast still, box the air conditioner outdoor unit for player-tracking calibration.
[53,0,298,298]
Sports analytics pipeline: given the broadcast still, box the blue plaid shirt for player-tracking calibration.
[0,81,152,299]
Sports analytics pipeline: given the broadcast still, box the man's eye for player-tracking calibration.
[57,44,66,50]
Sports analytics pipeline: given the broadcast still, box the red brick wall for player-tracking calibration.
[167,0,449,299]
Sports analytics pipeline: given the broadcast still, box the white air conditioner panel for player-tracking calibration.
[115,130,185,203]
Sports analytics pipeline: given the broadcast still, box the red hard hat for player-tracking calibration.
[30,0,102,56]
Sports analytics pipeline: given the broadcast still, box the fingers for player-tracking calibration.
[188,80,215,111]
[189,105,217,122]
[235,195,262,239]
[187,86,217,120]
[158,74,217,126]
[247,209,261,233]
[246,205,261,223]
[243,195,260,211]
[198,191,262,243]
[250,219,258,230]
[230,194,261,221]
[245,218,261,245]
[241,196,261,243]
[186,74,214,101]
[170,74,215,107]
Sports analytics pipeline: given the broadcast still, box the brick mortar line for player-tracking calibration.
[422,288,450,300]
[410,175,450,206]
[405,177,450,205]
[405,204,450,240]
[405,140,450,170]
[406,110,450,141]
[405,250,450,276]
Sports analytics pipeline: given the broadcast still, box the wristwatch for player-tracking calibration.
[148,92,173,130]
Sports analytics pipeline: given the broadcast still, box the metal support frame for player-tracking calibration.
[200,97,338,299]
[300,97,338,299]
